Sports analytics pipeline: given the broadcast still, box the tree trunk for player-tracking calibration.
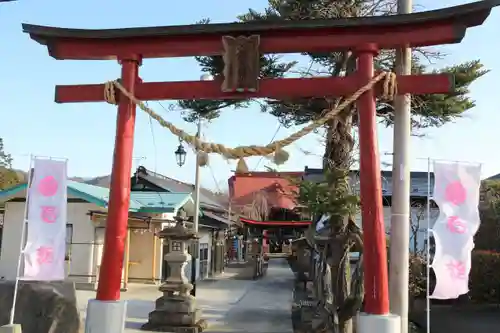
[323,112,355,333]
[323,113,354,171]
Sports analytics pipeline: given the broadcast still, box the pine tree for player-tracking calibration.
[0,138,19,190]
[0,138,12,168]
[177,1,488,332]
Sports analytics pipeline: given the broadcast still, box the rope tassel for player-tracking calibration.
[273,147,289,165]
[198,152,209,167]
[236,158,249,173]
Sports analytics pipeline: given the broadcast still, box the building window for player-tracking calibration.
[199,243,209,279]
[199,243,209,261]
[66,224,73,261]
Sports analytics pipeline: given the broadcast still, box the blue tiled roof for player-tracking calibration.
[135,167,228,210]
[0,180,192,213]
[67,180,111,207]
[130,191,192,213]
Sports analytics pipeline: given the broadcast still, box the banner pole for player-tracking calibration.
[9,155,34,325]
[426,157,431,333]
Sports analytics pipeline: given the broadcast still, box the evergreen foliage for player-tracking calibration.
[177,2,489,332]
[0,138,19,191]
[178,2,487,135]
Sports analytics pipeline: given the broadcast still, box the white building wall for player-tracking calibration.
[184,228,212,281]
[67,202,100,286]
[0,201,25,280]
[0,199,99,285]
[0,197,212,288]
[199,230,212,279]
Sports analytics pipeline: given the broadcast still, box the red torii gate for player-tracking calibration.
[22,0,498,321]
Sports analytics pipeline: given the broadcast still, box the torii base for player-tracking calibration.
[85,299,127,333]
[357,313,400,333]
[0,325,22,333]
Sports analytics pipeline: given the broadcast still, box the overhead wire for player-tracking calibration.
[156,101,226,193]
[200,125,224,194]
[253,123,282,171]
[145,101,158,173]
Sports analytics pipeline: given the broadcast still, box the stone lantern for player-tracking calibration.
[142,214,205,333]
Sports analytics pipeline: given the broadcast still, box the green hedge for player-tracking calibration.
[468,250,500,303]
[409,250,500,303]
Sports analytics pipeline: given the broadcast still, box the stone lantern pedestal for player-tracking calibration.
[141,219,206,333]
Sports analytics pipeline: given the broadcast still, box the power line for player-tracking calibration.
[253,124,282,171]
[207,163,223,194]
[146,102,158,173]
[199,126,223,194]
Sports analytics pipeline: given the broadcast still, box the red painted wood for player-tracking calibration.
[55,74,453,103]
[48,24,458,60]
[95,60,139,301]
[240,218,311,226]
[356,45,389,315]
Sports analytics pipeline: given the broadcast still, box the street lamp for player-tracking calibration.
[175,143,187,167]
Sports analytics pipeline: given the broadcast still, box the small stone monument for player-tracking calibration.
[142,214,205,333]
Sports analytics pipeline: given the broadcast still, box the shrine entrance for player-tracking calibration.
[22,1,498,332]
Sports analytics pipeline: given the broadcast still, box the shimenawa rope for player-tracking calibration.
[103,72,397,165]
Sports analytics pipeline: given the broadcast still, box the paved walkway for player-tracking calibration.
[77,258,294,332]
[205,258,294,333]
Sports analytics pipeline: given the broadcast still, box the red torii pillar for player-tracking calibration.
[22,1,497,331]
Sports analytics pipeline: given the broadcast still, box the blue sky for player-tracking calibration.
[1,0,499,191]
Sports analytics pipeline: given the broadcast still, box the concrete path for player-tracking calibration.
[206,258,295,333]
[77,258,294,332]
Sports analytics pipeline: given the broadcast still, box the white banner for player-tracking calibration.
[22,158,68,280]
[430,162,481,299]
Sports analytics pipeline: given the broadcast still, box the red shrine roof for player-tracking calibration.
[228,171,313,227]
[228,171,303,211]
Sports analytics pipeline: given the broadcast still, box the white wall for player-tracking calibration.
[184,228,212,281]
[0,201,25,279]
[199,230,212,279]
[67,202,101,285]
[0,200,99,284]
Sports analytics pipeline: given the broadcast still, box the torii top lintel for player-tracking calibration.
[23,0,499,61]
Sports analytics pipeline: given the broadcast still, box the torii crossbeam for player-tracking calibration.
[22,1,499,332]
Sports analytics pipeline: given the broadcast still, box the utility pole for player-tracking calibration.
[190,73,212,296]
[190,119,202,296]
[389,0,412,333]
